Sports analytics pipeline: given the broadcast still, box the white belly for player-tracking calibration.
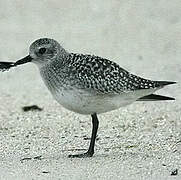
[51,87,155,115]
[40,66,157,115]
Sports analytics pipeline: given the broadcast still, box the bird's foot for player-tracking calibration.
[68,151,94,158]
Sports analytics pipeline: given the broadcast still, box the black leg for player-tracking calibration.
[68,113,99,158]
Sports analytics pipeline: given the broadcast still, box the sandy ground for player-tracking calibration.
[0,1,180,179]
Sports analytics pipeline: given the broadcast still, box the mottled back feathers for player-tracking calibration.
[62,53,166,94]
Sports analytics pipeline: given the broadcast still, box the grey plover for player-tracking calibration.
[0,38,176,158]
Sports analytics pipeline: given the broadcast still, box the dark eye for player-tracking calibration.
[38,48,46,54]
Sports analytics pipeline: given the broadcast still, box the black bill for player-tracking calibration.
[0,55,32,71]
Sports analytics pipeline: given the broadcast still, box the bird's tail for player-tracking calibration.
[137,81,176,101]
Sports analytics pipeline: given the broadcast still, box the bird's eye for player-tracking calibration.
[38,48,46,54]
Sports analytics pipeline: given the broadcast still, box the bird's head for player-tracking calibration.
[29,38,65,67]
[0,38,67,71]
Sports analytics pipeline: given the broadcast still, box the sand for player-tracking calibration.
[0,1,180,179]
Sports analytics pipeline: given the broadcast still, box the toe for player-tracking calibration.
[68,152,93,158]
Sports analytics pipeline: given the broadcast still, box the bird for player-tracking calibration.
[0,38,176,158]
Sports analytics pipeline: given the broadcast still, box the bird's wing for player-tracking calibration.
[67,53,174,94]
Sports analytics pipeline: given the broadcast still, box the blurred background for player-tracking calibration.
[0,0,180,84]
[0,1,180,179]
[0,0,180,103]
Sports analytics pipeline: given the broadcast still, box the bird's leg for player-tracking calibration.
[68,113,99,158]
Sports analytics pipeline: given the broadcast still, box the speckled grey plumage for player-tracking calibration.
[26,38,175,114]
[40,48,170,95]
